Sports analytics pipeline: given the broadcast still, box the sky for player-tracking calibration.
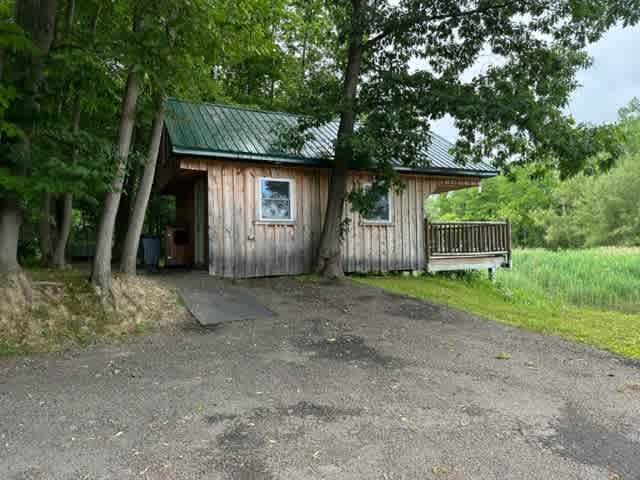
[431,24,640,142]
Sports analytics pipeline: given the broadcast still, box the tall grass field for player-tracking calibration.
[501,248,640,311]
[356,247,640,358]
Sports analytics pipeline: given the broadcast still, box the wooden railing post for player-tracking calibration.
[425,219,431,268]
[506,218,512,267]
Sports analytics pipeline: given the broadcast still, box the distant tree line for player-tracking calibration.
[428,99,640,249]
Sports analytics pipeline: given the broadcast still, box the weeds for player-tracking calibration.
[499,248,640,311]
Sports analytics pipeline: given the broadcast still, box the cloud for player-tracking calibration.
[429,24,640,141]
[569,24,640,125]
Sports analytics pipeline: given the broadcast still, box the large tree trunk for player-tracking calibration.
[316,0,364,278]
[0,200,22,274]
[0,0,57,275]
[120,103,165,275]
[91,71,142,293]
[15,0,57,92]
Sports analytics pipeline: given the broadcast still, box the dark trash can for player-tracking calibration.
[141,235,161,269]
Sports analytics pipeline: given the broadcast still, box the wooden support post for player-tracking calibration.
[488,267,496,283]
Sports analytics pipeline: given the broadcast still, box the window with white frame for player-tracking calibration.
[258,177,294,222]
[362,183,391,223]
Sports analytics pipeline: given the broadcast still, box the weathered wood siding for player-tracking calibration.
[179,157,479,278]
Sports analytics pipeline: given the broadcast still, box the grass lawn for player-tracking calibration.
[354,249,640,359]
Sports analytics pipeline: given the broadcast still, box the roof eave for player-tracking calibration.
[172,146,328,167]
[172,146,498,178]
[393,166,498,178]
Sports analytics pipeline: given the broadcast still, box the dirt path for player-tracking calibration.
[1,272,639,480]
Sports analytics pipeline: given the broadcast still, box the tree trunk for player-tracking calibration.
[51,97,80,269]
[91,71,142,293]
[15,0,58,100]
[120,103,165,275]
[64,0,75,34]
[316,0,364,278]
[39,193,53,265]
[0,0,57,275]
[51,193,72,269]
[0,199,22,274]
[113,165,135,259]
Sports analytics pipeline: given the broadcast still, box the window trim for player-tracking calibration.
[257,177,295,223]
[361,182,393,225]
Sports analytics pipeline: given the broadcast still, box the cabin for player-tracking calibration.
[155,98,511,278]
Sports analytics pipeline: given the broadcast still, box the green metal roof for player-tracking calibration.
[164,98,498,177]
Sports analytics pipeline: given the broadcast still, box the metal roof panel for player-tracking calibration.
[164,98,497,177]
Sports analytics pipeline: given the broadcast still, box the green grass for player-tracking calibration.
[502,248,640,311]
[354,260,640,359]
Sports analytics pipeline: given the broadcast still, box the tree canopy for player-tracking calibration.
[0,0,639,282]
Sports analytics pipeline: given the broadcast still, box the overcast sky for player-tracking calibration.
[432,24,640,142]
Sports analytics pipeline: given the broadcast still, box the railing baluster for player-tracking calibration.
[424,220,511,257]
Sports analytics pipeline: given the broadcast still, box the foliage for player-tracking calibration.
[215,0,336,111]
[538,143,640,249]
[356,269,640,359]
[295,1,640,178]
[0,0,282,268]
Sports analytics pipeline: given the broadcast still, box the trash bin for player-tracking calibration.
[141,235,161,270]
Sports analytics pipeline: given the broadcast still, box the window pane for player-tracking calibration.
[261,180,290,200]
[363,184,390,221]
[262,199,291,220]
[368,196,390,221]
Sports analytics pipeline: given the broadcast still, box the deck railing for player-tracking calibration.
[425,220,512,260]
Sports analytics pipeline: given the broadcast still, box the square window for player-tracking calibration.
[258,178,294,221]
[363,183,391,223]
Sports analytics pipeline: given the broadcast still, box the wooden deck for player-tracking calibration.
[425,220,512,274]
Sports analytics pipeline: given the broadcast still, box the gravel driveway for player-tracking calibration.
[1,272,639,480]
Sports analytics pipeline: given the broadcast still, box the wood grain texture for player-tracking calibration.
[178,157,480,278]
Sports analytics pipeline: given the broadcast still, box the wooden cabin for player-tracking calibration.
[155,99,511,278]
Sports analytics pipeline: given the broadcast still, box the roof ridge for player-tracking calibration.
[166,97,304,119]
[429,130,455,149]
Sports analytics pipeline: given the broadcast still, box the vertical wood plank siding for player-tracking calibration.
[180,157,479,278]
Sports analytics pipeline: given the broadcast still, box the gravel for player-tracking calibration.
[1,272,639,480]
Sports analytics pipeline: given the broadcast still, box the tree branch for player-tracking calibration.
[365,0,522,49]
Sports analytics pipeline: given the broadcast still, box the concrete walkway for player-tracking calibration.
[177,279,273,326]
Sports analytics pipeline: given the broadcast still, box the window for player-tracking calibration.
[362,183,391,223]
[258,177,294,222]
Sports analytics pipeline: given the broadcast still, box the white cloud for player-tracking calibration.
[426,24,640,142]
[569,24,640,124]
